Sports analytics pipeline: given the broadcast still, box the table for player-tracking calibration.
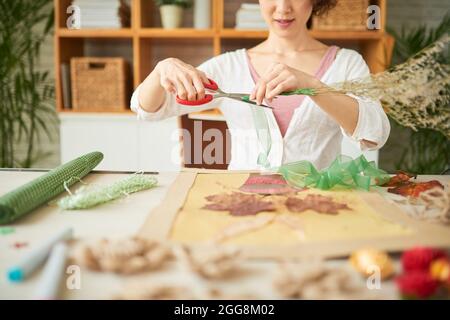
[0,171,448,299]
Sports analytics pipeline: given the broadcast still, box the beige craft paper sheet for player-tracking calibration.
[139,171,450,259]
[170,173,413,245]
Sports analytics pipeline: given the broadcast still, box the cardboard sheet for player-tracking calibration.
[139,171,450,259]
[171,173,412,244]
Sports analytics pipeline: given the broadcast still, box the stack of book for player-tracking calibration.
[72,0,124,29]
[235,3,267,30]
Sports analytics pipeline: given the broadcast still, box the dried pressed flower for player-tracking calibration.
[387,180,444,198]
[285,194,350,215]
[203,192,276,216]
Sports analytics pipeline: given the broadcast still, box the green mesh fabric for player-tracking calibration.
[57,174,158,210]
[0,151,104,224]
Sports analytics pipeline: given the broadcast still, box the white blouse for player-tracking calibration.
[130,48,390,170]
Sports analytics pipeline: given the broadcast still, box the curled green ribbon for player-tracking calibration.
[277,155,390,191]
[249,96,389,191]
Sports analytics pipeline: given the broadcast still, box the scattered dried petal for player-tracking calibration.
[176,246,241,279]
[74,237,172,274]
[273,261,378,299]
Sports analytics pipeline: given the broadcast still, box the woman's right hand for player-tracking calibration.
[155,58,209,101]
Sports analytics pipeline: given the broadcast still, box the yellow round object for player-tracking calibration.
[350,248,395,280]
[430,258,450,282]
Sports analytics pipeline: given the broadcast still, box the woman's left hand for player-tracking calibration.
[250,62,322,105]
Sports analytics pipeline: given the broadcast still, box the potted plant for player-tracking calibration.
[155,0,192,29]
[0,0,58,168]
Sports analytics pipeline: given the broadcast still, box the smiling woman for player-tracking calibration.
[262,0,337,31]
[131,0,390,171]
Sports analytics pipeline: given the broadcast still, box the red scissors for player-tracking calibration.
[175,78,273,109]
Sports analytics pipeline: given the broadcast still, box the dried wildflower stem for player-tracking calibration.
[286,36,450,138]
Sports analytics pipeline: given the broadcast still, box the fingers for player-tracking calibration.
[198,71,209,85]
[159,59,211,101]
[255,80,268,105]
[173,79,188,100]
[250,63,283,104]
[265,76,286,101]
[265,71,298,100]
[178,75,198,101]
[192,73,206,100]
[267,80,291,100]
[160,78,176,94]
[250,86,257,101]
[251,63,301,103]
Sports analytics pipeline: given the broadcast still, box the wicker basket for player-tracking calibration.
[71,57,128,111]
[312,0,369,31]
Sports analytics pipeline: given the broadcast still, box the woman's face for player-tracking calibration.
[259,0,313,37]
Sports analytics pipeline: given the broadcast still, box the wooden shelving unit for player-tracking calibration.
[54,0,393,114]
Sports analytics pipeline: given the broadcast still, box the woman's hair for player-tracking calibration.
[312,0,338,16]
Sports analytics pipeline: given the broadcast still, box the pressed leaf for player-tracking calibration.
[203,192,276,216]
[285,194,351,215]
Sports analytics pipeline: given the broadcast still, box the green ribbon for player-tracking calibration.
[248,92,388,191]
[248,88,319,168]
[251,104,272,168]
[277,155,390,191]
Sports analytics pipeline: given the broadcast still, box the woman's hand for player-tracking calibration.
[155,58,209,101]
[250,62,322,105]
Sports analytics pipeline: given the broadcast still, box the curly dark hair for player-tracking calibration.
[312,0,338,16]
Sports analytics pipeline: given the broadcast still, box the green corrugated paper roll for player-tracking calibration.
[0,151,104,224]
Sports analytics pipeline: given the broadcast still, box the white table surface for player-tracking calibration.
[0,171,448,300]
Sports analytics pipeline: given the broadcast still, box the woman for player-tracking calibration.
[131,0,390,170]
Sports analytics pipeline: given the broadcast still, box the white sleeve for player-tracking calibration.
[130,58,223,121]
[340,52,391,151]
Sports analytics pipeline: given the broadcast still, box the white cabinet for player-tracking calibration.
[59,113,181,172]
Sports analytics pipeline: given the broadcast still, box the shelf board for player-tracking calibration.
[139,28,215,38]
[220,29,268,38]
[56,28,384,40]
[56,28,133,38]
[58,109,134,114]
[220,29,384,40]
[309,30,384,40]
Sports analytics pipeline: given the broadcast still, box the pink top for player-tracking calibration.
[246,46,339,137]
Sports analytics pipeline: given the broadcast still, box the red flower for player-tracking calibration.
[396,271,439,299]
[401,247,447,272]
